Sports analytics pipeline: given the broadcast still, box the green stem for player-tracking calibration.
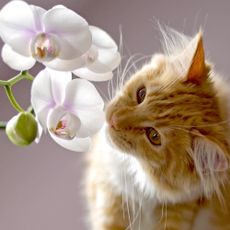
[4,85,24,112]
[0,71,34,113]
[0,71,34,87]
[0,71,35,130]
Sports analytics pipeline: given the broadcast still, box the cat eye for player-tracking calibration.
[145,127,161,145]
[136,86,146,104]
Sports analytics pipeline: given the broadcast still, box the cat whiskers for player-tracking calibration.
[122,152,132,230]
[108,54,151,101]
[120,54,152,89]
[127,196,143,230]
[97,87,111,104]
[120,151,144,230]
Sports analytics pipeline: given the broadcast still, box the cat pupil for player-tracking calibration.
[137,87,146,104]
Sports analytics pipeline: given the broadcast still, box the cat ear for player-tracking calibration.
[192,134,229,174]
[172,31,206,84]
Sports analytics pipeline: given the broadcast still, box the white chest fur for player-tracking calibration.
[98,127,157,229]
[97,126,212,230]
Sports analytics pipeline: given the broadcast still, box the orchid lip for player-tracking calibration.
[48,112,80,140]
[50,127,76,140]
[31,33,60,62]
[50,119,76,140]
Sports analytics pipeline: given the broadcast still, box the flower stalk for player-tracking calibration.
[0,71,34,129]
[0,71,34,87]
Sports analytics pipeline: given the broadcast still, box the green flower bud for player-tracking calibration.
[6,112,38,146]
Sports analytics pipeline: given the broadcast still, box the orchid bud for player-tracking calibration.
[6,112,38,146]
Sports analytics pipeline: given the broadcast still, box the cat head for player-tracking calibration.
[106,29,230,202]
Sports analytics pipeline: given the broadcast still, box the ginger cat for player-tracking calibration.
[86,28,230,230]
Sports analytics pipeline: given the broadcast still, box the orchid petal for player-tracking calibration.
[46,68,72,104]
[90,26,118,51]
[43,7,92,57]
[50,34,83,60]
[0,1,36,56]
[31,68,73,128]
[36,106,51,131]
[50,5,67,10]
[73,68,113,81]
[31,69,54,115]
[62,78,105,137]
[30,5,46,31]
[49,132,91,152]
[82,26,121,73]
[2,44,36,70]
[31,68,72,109]
[88,51,121,73]
[77,109,104,138]
[63,78,104,111]
[45,56,85,71]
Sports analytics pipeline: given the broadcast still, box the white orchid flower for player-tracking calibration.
[73,26,121,81]
[31,68,104,152]
[0,1,91,71]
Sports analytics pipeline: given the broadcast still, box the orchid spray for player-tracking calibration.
[0,0,120,152]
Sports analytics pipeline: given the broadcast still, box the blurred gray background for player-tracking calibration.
[1,0,230,229]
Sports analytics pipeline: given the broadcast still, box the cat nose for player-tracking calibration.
[109,114,118,130]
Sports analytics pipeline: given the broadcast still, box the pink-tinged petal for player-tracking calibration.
[30,5,46,31]
[46,68,72,104]
[31,68,73,126]
[47,106,81,140]
[43,7,92,57]
[76,109,104,138]
[88,51,121,73]
[31,69,55,116]
[45,55,85,71]
[63,78,104,111]
[73,68,113,81]
[1,44,36,70]
[49,132,91,152]
[0,1,36,56]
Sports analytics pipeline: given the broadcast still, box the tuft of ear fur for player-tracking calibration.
[191,133,229,201]
[193,136,229,173]
[158,25,207,84]
[159,25,191,56]
[171,31,206,84]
